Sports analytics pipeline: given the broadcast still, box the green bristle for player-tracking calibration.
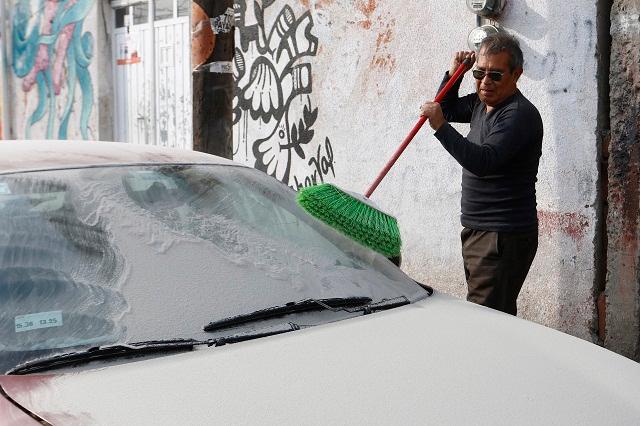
[296,183,401,258]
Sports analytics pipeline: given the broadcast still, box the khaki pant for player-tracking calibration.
[461,227,538,315]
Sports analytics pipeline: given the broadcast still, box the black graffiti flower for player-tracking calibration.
[234,2,319,184]
[241,57,284,124]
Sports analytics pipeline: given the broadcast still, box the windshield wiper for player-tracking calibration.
[204,296,410,332]
[204,297,371,332]
[7,338,211,375]
[7,323,306,375]
[214,322,301,346]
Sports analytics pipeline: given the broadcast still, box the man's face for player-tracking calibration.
[474,49,522,107]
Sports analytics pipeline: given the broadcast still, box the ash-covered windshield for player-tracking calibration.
[0,165,427,373]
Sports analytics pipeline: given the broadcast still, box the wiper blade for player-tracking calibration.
[214,322,301,346]
[204,296,372,332]
[8,338,212,375]
[8,323,310,375]
[365,296,411,311]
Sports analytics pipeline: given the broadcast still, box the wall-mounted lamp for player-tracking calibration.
[465,0,506,18]
[467,24,503,51]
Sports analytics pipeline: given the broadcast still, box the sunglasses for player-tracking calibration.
[472,69,505,82]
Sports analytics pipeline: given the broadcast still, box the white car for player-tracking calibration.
[0,141,639,425]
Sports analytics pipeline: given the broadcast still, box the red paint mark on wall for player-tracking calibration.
[356,0,377,29]
[538,210,590,242]
[370,53,395,72]
[298,0,335,9]
[376,26,392,48]
[369,18,396,73]
[356,0,377,16]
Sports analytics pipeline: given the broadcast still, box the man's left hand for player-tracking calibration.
[419,102,446,131]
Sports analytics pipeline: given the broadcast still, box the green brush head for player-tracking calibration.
[296,183,401,258]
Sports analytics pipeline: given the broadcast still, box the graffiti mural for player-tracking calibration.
[0,84,3,140]
[0,19,5,139]
[11,0,95,139]
[234,0,335,188]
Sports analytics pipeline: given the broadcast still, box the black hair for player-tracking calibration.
[480,32,524,72]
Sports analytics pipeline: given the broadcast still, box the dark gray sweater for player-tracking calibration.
[434,72,543,232]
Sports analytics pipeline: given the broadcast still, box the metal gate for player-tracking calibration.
[112,1,192,149]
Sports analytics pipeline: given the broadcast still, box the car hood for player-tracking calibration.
[2,293,640,425]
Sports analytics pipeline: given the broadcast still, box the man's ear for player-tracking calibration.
[513,67,523,82]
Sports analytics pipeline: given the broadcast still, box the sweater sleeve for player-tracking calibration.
[434,106,532,177]
[437,72,477,124]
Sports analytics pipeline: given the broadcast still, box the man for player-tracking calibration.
[419,33,542,315]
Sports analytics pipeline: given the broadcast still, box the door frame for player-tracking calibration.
[111,1,156,144]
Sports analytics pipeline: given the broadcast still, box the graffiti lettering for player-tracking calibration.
[293,138,335,190]
[308,137,335,182]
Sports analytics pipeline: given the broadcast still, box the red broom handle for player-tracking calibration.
[364,59,471,198]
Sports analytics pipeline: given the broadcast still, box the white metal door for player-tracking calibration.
[113,1,192,149]
[114,25,153,145]
[154,17,191,149]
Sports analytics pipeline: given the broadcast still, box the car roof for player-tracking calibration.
[0,140,239,174]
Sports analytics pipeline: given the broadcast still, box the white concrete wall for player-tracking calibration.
[234,0,599,340]
[2,0,99,140]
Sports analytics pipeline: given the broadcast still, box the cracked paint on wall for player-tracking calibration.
[10,0,96,140]
[538,210,590,242]
[606,0,640,360]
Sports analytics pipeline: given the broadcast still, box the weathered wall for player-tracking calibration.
[233,0,333,185]
[97,0,114,142]
[2,0,99,140]
[0,7,4,139]
[0,0,8,138]
[605,0,640,360]
[233,0,602,342]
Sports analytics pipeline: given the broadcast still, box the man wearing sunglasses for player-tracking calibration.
[419,33,543,316]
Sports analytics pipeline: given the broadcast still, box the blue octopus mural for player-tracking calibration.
[11,0,95,139]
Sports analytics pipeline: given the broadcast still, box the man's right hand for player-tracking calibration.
[450,51,476,76]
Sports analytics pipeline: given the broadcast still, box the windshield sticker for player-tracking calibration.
[15,311,63,333]
[0,182,11,195]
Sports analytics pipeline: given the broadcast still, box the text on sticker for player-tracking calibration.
[15,311,63,333]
